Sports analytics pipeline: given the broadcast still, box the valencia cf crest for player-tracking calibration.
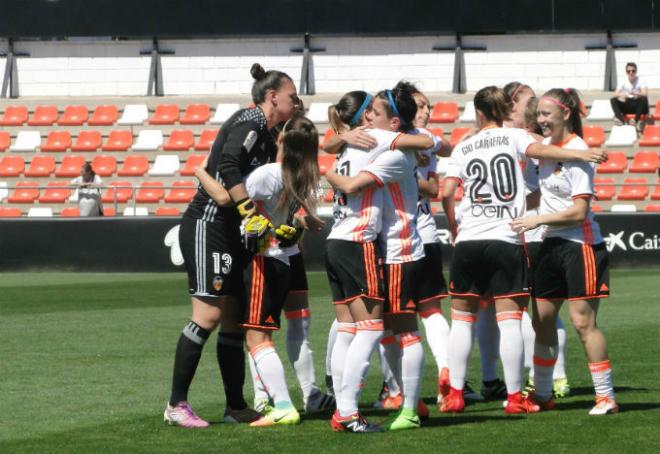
[212,276,224,291]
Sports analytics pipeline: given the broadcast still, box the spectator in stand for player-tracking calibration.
[71,162,103,217]
[610,62,649,131]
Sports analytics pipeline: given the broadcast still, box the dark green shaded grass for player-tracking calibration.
[1,271,659,454]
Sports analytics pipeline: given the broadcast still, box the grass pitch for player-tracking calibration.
[1,270,659,454]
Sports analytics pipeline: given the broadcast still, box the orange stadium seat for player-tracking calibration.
[596,151,627,174]
[25,156,55,177]
[60,207,80,217]
[645,204,660,212]
[58,105,88,126]
[591,204,603,212]
[91,155,117,177]
[180,154,206,176]
[430,102,459,123]
[323,188,334,203]
[117,155,148,176]
[41,131,72,152]
[639,125,660,146]
[0,106,28,126]
[582,126,605,147]
[72,130,103,152]
[136,181,165,202]
[88,105,119,126]
[0,131,10,151]
[103,207,116,216]
[155,207,181,216]
[318,153,336,176]
[594,178,616,200]
[39,182,71,203]
[102,182,133,203]
[55,155,86,177]
[195,129,219,151]
[28,105,58,126]
[321,128,336,149]
[0,156,25,177]
[428,127,445,139]
[618,178,649,200]
[164,130,194,151]
[102,130,132,151]
[181,104,210,125]
[149,104,179,125]
[0,207,23,217]
[164,181,196,203]
[652,179,660,200]
[629,151,659,173]
[8,181,39,203]
[450,127,472,147]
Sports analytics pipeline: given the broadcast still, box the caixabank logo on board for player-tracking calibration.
[605,231,660,252]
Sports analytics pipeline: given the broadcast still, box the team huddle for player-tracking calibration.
[163,64,618,432]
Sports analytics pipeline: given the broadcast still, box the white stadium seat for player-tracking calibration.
[307,102,332,124]
[459,101,476,122]
[27,207,53,217]
[0,182,8,200]
[10,131,41,152]
[132,130,164,151]
[118,104,149,125]
[210,103,240,124]
[611,204,637,212]
[123,206,149,216]
[148,155,180,176]
[586,99,615,121]
[605,125,637,147]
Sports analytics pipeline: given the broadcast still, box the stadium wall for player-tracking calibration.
[3,33,660,96]
[1,214,658,272]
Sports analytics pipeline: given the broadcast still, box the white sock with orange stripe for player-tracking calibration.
[248,351,270,405]
[589,360,615,399]
[285,308,318,402]
[250,342,293,409]
[554,317,567,379]
[521,309,535,373]
[331,322,356,405]
[325,319,338,377]
[477,303,500,382]
[420,308,450,374]
[338,319,384,417]
[533,343,558,401]
[448,309,477,390]
[379,332,402,396]
[496,310,524,394]
[400,332,424,411]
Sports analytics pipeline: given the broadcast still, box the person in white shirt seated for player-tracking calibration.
[610,62,649,130]
[71,162,103,217]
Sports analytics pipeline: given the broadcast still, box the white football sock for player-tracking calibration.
[250,342,292,407]
[496,311,524,394]
[477,303,500,382]
[248,351,269,405]
[325,318,338,376]
[400,332,424,411]
[589,360,615,399]
[285,309,318,402]
[521,309,535,372]
[420,308,450,373]
[448,309,477,390]
[554,316,567,379]
[379,332,402,395]
[330,322,356,405]
[533,343,558,401]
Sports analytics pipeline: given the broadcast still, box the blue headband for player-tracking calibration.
[350,93,372,126]
[386,90,401,118]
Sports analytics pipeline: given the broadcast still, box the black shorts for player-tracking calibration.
[384,259,425,314]
[180,215,246,298]
[417,242,448,304]
[525,241,542,293]
[534,238,610,302]
[242,255,291,330]
[288,252,309,293]
[449,240,530,300]
[325,239,384,305]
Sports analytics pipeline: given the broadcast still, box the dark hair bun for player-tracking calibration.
[250,63,267,81]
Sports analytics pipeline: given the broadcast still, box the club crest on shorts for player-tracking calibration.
[212,276,224,291]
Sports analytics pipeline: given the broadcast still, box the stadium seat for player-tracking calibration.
[0,181,7,200]
[55,155,86,178]
[163,130,194,151]
[459,101,476,122]
[102,130,132,151]
[164,181,196,203]
[149,155,180,176]
[27,207,53,217]
[180,104,210,125]
[27,105,58,126]
[155,207,182,216]
[605,125,637,147]
[91,155,117,177]
[60,207,81,217]
[118,104,148,125]
[586,99,615,121]
[644,204,660,212]
[210,103,240,124]
[0,207,22,217]
[618,178,649,200]
[307,102,332,124]
[41,131,72,152]
[450,127,472,147]
[133,130,163,151]
[88,105,119,126]
[0,131,10,151]
[103,207,116,216]
[102,181,133,203]
[594,178,616,200]
[136,181,165,203]
[72,130,102,152]
[323,188,334,203]
[321,128,336,149]
[10,131,41,152]
[149,104,180,125]
[194,129,219,151]
[652,179,660,200]
[428,127,444,139]
[629,151,659,173]
[123,206,149,216]
[58,105,88,126]
[430,102,459,123]
[39,181,71,203]
[624,113,646,123]
[653,101,660,121]
[117,155,148,176]
[318,153,336,176]
[25,155,55,177]
[582,126,605,147]
[591,204,603,212]
[180,154,206,176]
[639,125,660,146]
[8,181,39,203]
[0,105,28,126]
[596,151,627,174]
[610,204,637,212]
[0,156,25,177]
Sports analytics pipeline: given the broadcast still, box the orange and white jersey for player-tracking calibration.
[415,129,440,244]
[538,135,602,244]
[446,127,536,245]
[327,128,402,243]
[522,158,545,243]
[363,149,425,264]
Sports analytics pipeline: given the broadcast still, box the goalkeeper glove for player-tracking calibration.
[274,224,304,248]
[237,198,257,218]
[241,215,273,254]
